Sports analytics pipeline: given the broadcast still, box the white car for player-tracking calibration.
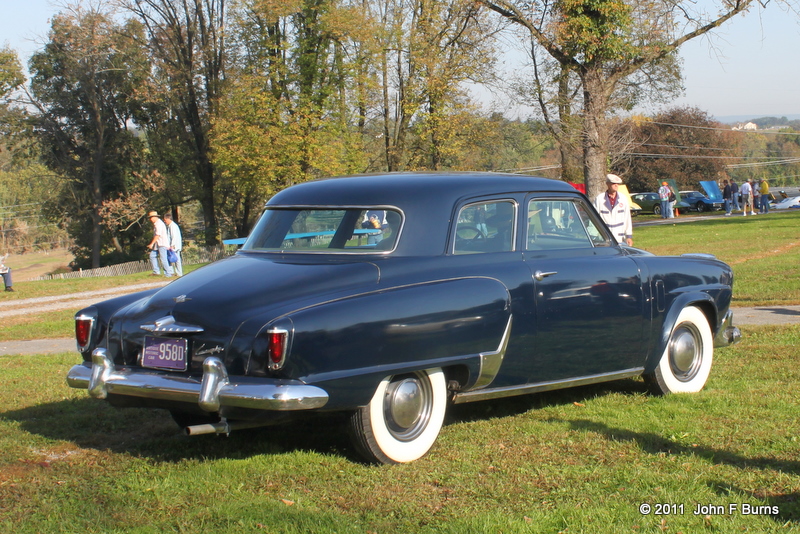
[771,196,800,210]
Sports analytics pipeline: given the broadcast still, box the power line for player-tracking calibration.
[647,121,800,136]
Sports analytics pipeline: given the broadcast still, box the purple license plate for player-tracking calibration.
[142,336,188,371]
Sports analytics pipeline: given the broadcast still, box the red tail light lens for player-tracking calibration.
[267,328,288,370]
[75,315,95,350]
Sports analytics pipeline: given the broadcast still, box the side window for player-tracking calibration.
[454,200,516,254]
[527,199,608,250]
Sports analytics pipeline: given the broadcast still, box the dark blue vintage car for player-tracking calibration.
[67,173,740,464]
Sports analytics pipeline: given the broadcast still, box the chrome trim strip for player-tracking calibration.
[452,368,644,404]
[140,315,204,334]
[470,316,513,390]
[67,351,328,411]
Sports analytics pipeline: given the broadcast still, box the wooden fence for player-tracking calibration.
[33,245,236,281]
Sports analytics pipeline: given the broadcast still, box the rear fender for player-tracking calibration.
[75,289,158,360]
[281,277,512,409]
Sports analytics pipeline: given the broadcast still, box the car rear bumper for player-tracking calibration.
[66,348,329,412]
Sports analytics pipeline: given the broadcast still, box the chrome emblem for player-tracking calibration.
[196,344,224,356]
[173,294,191,303]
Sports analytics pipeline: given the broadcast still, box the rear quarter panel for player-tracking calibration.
[279,276,512,409]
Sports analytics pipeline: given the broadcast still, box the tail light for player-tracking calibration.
[75,315,95,351]
[266,327,289,370]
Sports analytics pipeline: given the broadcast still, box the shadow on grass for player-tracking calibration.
[559,418,800,523]
[0,397,357,463]
[447,377,650,424]
[2,378,650,465]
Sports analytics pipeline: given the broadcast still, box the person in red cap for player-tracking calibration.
[657,181,673,219]
[593,174,633,246]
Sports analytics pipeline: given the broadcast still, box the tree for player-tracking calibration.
[28,5,151,268]
[480,0,758,199]
[124,0,227,245]
[364,0,497,171]
[210,0,369,238]
[623,106,738,193]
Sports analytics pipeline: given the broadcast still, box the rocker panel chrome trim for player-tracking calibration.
[452,368,644,404]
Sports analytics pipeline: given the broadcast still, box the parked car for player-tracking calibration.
[771,195,800,210]
[680,191,724,212]
[67,173,741,464]
[630,192,690,215]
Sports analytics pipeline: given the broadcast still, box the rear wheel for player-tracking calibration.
[653,205,662,215]
[645,306,713,395]
[349,368,447,464]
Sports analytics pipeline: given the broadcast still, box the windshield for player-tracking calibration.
[242,207,402,253]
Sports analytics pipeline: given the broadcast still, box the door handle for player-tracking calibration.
[533,270,557,281]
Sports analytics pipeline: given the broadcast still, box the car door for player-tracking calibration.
[520,196,647,383]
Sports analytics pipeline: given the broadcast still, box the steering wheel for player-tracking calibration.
[456,225,487,241]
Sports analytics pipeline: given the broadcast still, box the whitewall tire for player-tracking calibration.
[645,306,713,395]
[349,368,447,464]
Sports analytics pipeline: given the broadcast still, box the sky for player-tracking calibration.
[2,0,800,121]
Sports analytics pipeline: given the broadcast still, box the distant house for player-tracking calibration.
[732,122,758,131]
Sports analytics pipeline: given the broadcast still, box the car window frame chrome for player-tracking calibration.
[450,197,519,255]
[241,204,405,255]
[524,193,614,249]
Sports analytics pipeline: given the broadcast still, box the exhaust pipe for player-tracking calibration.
[184,420,273,436]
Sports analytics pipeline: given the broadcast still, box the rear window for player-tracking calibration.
[242,208,402,253]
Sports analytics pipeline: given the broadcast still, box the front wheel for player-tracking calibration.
[644,306,713,395]
[349,368,447,464]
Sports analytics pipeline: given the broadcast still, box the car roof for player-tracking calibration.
[268,172,576,206]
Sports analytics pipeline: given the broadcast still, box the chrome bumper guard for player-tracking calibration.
[714,309,742,347]
[66,348,329,412]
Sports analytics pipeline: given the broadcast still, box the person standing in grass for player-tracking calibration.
[760,179,770,214]
[740,180,754,216]
[658,181,672,219]
[594,174,633,246]
[722,179,732,216]
[164,212,183,277]
[730,180,740,212]
[0,254,12,291]
[146,211,174,277]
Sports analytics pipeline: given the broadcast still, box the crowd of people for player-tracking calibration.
[722,178,771,216]
[594,174,777,248]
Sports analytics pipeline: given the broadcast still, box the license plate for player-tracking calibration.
[142,336,188,371]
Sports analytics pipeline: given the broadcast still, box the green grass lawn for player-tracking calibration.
[1,326,797,532]
[1,210,800,532]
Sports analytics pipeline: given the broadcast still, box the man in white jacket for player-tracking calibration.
[594,174,633,246]
[164,212,183,277]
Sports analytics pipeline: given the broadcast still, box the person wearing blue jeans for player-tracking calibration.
[0,255,12,291]
[146,211,174,277]
[760,179,770,213]
[722,179,732,216]
[657,182,672,218]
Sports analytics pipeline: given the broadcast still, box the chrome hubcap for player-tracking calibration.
[669,323,702,381]
[384,373,433,441]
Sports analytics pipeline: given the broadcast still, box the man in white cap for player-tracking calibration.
[593,174,633,246]
[146,211,174,277]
